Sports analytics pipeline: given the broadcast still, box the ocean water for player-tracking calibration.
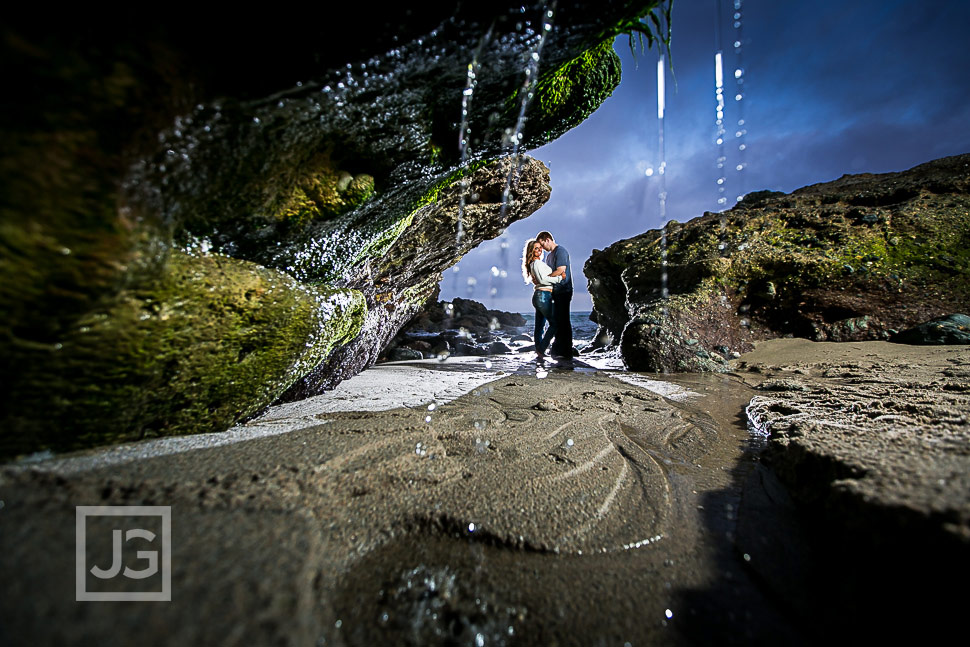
[519,310,597,342]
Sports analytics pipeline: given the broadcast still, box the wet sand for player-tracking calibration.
[1,341,968,645]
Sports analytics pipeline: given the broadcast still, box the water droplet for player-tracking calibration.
[645,167,654,177]
[335,619,342,628]
[425,415,432,423]
[468,522,477,533]
[484,360,493,369]
[427,403,436,411]
[743,553,751,562]
[665,609,673,619]
[253,117,260,124]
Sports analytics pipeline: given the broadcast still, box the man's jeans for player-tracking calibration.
[532,290,556,354]
[551,289,572,357]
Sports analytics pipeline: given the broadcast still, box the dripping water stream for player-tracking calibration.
[658,50,670,306]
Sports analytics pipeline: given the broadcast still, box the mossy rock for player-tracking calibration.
[587,153,970,372]
[519,38,623,147]
[2,2,672,454]
[273,151,376,229]
[0,250,365,458]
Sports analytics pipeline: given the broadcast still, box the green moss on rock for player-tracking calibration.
[275,151,375,228]
[587,153,970,372]
[518,39,622,147]
[0,250,365,458]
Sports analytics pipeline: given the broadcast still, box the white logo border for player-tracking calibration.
[75,505,172,602]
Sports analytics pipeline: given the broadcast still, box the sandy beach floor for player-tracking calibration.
[1,340,967,645]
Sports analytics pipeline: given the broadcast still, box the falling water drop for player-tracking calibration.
[499,2,556,220]
[657,48,669,306]
[733,0,748,203]
[456,27,493,247]
[714,0,729,262]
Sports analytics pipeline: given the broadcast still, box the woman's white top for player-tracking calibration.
[530,259,562,291]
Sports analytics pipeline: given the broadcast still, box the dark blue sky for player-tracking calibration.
[441,0,970,313]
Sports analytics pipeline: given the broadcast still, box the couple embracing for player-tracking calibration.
[522,231,573,361]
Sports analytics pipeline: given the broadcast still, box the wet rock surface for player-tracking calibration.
[890,312,970,345]
[1,2,669,455]
[585,153,970,372]
[733,338,970,640]
[280,157,549,398]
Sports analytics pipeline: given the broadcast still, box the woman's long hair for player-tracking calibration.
[522,239,539,284]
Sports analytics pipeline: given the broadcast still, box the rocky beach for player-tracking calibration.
[3,1,969,644]
[2,337,967,645]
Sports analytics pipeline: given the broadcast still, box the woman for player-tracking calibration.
[522,238,562,359]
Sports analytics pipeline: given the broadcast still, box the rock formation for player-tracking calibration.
[585,153,970,372]
[1,2,671,456]
[381,295,528,361]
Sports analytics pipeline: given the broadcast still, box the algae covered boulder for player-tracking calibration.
[1,2,671,456]
[890,313,970,345]
[2,251,365,457]
[586,153,970,372]
[283,155,551,398]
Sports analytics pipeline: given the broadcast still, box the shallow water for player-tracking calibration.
[329,371,804,646]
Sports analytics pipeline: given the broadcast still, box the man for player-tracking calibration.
[536,231,573,359]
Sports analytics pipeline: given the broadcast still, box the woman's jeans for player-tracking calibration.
[532,290,556,354]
